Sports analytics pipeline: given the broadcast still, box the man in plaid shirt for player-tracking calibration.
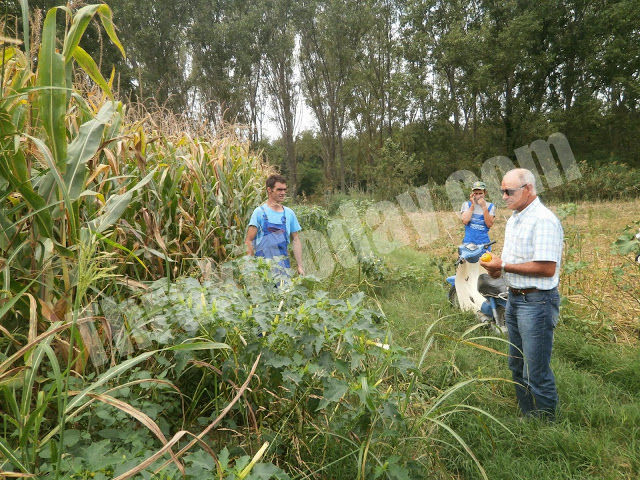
[480,168,564,421]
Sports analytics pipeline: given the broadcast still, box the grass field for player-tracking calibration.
[346,198,640,479]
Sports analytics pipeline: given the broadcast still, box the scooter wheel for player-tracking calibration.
[447,285,459,309]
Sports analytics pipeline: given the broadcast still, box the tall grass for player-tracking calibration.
[355,231,640,479]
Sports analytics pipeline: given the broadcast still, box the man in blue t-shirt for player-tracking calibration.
[460,181,496,246]
[245,174,304,275]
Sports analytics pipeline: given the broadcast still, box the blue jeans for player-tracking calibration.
[506,288,560,419]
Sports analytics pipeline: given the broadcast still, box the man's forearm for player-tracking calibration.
[505,261,556,278]
[292,237,303,268]
[245,226,257,256]
[481,257,556,279]
[482,209,494,227]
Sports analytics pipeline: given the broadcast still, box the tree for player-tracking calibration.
[187,0,264,132]
[298,0,368,192]
[349,0,402,189]
[262,0,300,198]
[103,0,192,111]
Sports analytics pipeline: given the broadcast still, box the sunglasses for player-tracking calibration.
[501,184,528,196]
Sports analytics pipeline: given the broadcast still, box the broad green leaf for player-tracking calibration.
[97,5,126,60]
[0,149,53,239]
[317,377,349,411]
[37,7,68,166]
[88,168,157,233]
[62,4,102,62]
[72,46,114,99]
[265,355,293,368]
[64,102,116,200]
[612,235,639,255]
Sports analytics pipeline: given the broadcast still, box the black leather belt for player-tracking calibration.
[509,287,538,295]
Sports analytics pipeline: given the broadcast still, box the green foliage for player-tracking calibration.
[120,258,412,448]
[543,161,640,203]
[290,204,330,234]
[359,253,390,283]
[611,221,640,312]
[323,191,377,216]
[611,221,640,257]
[367,139,421,200]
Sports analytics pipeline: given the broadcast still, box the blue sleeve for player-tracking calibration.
[249,208,261,230]
[488,203,496,216]
[287,208,301,234]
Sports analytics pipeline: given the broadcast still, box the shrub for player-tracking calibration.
[543,161,640,203]
[290,203,330,234]
[77,258,416,477]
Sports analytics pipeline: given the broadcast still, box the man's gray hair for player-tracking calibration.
[514,168,537,195]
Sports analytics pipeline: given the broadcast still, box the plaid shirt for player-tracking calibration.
[502,197,564,290]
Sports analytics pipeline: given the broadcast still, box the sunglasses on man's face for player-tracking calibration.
[501,184,528,196]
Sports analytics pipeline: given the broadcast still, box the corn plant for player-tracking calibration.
[2,2,151,477]
[110,125,268,281]
[0,1,132,322]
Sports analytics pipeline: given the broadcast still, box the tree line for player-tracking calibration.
[9,0,639,197]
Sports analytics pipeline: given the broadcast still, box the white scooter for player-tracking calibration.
[446,241,508,333]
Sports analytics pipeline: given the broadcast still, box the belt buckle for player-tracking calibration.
[511,287,532,295]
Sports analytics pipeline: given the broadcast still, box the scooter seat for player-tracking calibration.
[477,273,508,296]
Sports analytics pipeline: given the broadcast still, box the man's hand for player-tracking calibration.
[480,255,502,279]
[297,266,305,276]
[469,192,477,204]
[476,197,487,209]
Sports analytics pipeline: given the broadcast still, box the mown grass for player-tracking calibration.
[348,206,640,479]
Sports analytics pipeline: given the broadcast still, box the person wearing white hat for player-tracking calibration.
[460,181,496,247]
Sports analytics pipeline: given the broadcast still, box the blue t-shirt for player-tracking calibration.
[460,201,495,245]
[249,205,301,248]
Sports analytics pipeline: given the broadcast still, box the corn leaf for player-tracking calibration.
[88,168,157,233]
[28,135,77,236]
[18,0,30,70]
[72,46,114,100]
[0,151,53,239]
[64,102,116,201]
[36,8,68,167]
[64,351,156,414]
[167,341,230,352]
[96,5,126,60]
[61,5,102,63]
